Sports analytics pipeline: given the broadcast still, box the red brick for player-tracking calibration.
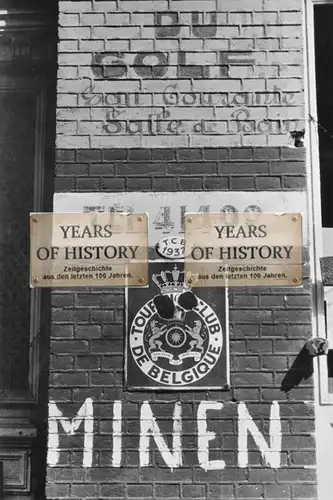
[292,484,317,498]
[51,340,89,354]
[56,163,89,176]
[72,484,98,497]
[203,149,229,160]
[153,177,178,191]
[77,177,101,191]
[254,147,280,159]
[283,176,307,190]
[126,177,151,190]
[204,177,229,190]
[256,176,282,190]
[49,388,72,402]
[237,484,264,497]
[262,355,288,370]
[55,177,76,191]
[50,355,74,370]
[127,485,153,497]
[291,451,316,466]
[232,372,273,386]
[230,176,255,190]
[77,149,102,162]
[234,355,260,370]
[115,163,165,176]
[155,484,180,498]
[168,162,217,175]
[229,147,254,160]
[233,295,259,308]
[247,339,273,353]
[45,484,70,498]
[265,484,291,498]
[75,355,100,370]
[152,149,177,161]
[233,388,261,401]
[47,468,85,482]
[182,484,206,497]
[56,149,76,162]
[100,484,125,497]
[177,148,203,161]
[51,324,74,338]
[128,149,152,161]
[208,484,234,498]
[178,177,203,190]
[103,149,127,161]
[50,372,88,387]
[219,161,269,175]
[101,178,125,190]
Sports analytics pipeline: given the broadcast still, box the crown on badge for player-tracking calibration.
[152,265,198,294]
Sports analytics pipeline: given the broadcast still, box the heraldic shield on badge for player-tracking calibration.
[125,261,229,390]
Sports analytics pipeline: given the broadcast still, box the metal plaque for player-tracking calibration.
[125,260,229,390]
[184,212,302,287]
[30,212,148,287]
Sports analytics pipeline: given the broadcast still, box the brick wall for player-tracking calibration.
[47,0,317,499]
[57,0,305,149]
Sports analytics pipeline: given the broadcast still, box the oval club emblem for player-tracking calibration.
[155,236,186,260]
[129,265,223,387]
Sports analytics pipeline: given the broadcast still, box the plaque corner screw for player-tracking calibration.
[292,216,298,222]
[187,216,193,223]
[138,277,145,284]
[293,277,299,283]
[137,215,143,222]
[31,216,38,223]
[32,277,39,284]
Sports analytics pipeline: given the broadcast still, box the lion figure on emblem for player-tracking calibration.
[185,320,206,354]
[147,320,168,353]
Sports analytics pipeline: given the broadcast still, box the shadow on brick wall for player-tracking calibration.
[280,346,313,393]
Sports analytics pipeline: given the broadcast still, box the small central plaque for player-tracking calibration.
[30,212,148,287]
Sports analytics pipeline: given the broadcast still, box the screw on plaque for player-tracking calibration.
[187,217,193,223]
[293,277,299,283]
[138,277,145,284]
[292,216,298,222]
[32,216,38,223]
[32,278,39,284]
[137,215,143,222]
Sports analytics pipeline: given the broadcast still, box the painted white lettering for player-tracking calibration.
[47,398,94,468]
[112,401,122,467]
[238,401,281,468]
[197,401,225,470]
[139,401,182,469]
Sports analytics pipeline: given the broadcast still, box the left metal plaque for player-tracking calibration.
[30,212,149,287]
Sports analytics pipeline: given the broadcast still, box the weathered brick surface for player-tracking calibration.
[48,143,314,499]
[49,0,316,499]
[56,0,305,149]
[54,146,306,192]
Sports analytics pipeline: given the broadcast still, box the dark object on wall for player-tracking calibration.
[320,256,333,285]
[281,345,313,393]
[290,129,305,147]
[304,337,329,356]
[153,291,198,321]
[153,294,175,320]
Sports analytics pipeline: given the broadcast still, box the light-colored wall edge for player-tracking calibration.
[305,1,333,499]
